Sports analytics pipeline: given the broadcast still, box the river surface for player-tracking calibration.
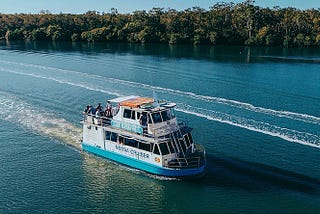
[0,41,319,213]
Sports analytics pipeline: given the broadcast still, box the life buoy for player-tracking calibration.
[154,157,160,163]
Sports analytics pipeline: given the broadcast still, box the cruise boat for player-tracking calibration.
[81,96,206,177]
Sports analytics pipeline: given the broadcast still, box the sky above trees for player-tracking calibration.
[0,0,319,14]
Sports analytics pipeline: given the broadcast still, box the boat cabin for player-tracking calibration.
[109,96,179,137]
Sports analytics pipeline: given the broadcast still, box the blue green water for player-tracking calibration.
[0,42,319,213]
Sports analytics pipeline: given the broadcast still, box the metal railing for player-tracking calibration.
[83,113,180,138]
[163,144,206,169]
[163,156,201,169]
[83,114,111,126]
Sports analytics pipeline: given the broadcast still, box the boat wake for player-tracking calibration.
[1,60,318,125]
[176,104,320,148]
[0,60,319,149]
[0,92,82,149]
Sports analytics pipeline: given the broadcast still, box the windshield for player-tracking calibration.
[151,109,174,123]
[152,112,162,123]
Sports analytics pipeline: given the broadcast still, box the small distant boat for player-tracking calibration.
[81,96,206,177]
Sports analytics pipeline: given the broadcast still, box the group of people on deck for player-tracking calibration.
[83,101,113,118]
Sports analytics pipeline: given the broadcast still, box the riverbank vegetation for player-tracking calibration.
[1,1,319,47]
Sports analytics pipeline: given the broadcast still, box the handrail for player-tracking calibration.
[163,156,201,169]
[83,113,180,138]
[163,144,206,169]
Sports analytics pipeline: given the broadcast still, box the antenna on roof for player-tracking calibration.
[152,89,159,107]
[148,65,159,107]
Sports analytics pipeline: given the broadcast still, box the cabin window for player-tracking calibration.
[119,136,124,144]
[159,143,170,155]
[187,133,193,144]
[174,131,182,139]
[167,134,179,152]
[139,142,151,152]
[152,112,162,123]
[153,144,160,155]
[179,139,187,153]
[123,109,136,120]
[161,110,171,121]
[170,108,176,118]
[110,132,118,142]
[125,138,138,148]
[137,112,141,120]
[184,134,191,147]
[105,131,111,141]
[171,141,179,153]
[167,141,175,153]
[123,109,131,119]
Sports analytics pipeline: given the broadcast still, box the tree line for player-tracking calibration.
[1,1,319,47]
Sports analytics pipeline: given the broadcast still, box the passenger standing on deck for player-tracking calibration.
[83,105,90,114]
[95,108,101,125]
[96,103,102,112]
[106,101,112,118]
[88,105,94,115]
[139,113,147,133]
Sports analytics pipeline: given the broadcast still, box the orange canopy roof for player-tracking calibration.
[120,97,154,108]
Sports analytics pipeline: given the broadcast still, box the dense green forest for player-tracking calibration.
[1,1,319,47]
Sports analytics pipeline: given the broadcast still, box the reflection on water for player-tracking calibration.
[81,153,169,213]
[1,41,320,64]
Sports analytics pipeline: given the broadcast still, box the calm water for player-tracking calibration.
[0,41,319,213]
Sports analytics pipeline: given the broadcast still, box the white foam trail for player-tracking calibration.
[1,62,319,148]
[1,60,318,125]
[0,93,82,149]
[0,68,122,97]
[176,105,320,149]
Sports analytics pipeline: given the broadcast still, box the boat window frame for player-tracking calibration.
[183,134,191,147]
[110,132,118,142]
[124,138,138,148]
[123,109,132,119]
[151,111,162,124]
[179,139,187,154]
[167,140,175,153]
[153,144,160,155]
[169,108,176,119]
[138,141,151,152]
[147,113,153,124]
[123,108,136,120]
[159,142,170,155]
[187,133,194,145]
[160,109,172,122]
[131,110,136,120]
[105,131,111,141]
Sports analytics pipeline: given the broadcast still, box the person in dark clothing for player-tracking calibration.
[96,103,102,112]
[106,101,112,118]
[139,112,148,133]
[83,105,90,114]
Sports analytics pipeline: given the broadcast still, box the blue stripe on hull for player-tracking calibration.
[82,143,205,177]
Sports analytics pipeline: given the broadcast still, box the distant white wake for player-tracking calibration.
[0,61,319,149]
[176,104,320,149]
[1,60,318,125]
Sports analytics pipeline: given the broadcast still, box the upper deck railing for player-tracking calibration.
[83,113,182,138]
